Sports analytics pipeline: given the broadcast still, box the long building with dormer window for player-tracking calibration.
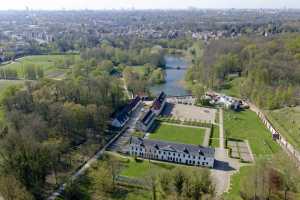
[129,137,215,168]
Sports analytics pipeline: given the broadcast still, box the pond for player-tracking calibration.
[150,56,191,96]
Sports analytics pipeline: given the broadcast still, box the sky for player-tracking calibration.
[1,0,299,10]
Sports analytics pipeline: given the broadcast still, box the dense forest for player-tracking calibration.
[0,63,126,199]
[186,34,300,109]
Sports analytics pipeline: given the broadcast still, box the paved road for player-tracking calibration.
[108,104,143,153]
[211,107,244,196]
[211,148,242,196]
[219,108,225,149]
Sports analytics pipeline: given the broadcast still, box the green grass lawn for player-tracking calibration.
[223,166,252,200]
[219,77,244,98]
[0,79,25,91]
[149,123,206,145]
[265,107,300,150]
[1,55,79,78]
[120,157,175,178]
[130,66,146,75]
[224,110,280,157]
[210,125,220,148]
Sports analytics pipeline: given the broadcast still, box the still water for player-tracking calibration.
[150,56,190,96]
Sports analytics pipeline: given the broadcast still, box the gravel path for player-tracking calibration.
[219,108,225,149]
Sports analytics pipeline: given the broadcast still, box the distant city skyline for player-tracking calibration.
[0,0,299,10]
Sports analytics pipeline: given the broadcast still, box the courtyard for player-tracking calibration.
[148,122,207,145]
[162,103,217,123]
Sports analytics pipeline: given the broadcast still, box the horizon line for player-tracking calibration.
[0,8,299,12]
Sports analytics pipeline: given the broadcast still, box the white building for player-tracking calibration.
[129,137,215,168]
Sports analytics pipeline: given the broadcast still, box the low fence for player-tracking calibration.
[251,104,300,167]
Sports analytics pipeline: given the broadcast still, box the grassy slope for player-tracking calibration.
[265,107,300,150]
[223,166,252,200]
[224,110,280,156]
[210,125,220,148]
[120,158,175,178]
[219,77,244,98]
[1,55,79,78]
[149,123,205,145]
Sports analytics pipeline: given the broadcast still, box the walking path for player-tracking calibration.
[219,108,225,149]
[121,78,132,99]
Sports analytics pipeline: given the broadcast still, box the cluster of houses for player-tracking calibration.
[136,92,167,132]
[206,92,249,111]
[129,137,215,168]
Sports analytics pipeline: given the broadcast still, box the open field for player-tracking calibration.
[149,123,206,145]
[224,110,281,157]
[163,103,217,123]
[120,157,175,178]
[265,107,300,150]
[0,55,79,79]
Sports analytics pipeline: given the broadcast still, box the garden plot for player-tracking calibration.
[228,140,253,163]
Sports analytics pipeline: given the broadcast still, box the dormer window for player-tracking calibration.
[199,150,204,156]
[184,147,189,154]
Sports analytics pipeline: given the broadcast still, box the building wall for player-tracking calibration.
[129,143,214,168]
[112,117,129,128]
[153,100,166,115]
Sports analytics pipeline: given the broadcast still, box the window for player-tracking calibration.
[173,153,175,156]
[203,157,206,160]
[193,156,195,159]
[168,152,171,156]
[164,152,166,155]
[132,146,134,150]
[183,154,185,158]
[159,151,161,154]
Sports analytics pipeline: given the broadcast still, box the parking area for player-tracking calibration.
[162,103,217,123]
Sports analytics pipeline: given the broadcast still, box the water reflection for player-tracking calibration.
[150,56,190,96]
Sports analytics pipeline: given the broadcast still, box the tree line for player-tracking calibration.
[61,156,215,200]
[0,73,125,199]
[186,34,300,109]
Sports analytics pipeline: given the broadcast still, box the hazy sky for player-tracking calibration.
[1,0,299,10]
